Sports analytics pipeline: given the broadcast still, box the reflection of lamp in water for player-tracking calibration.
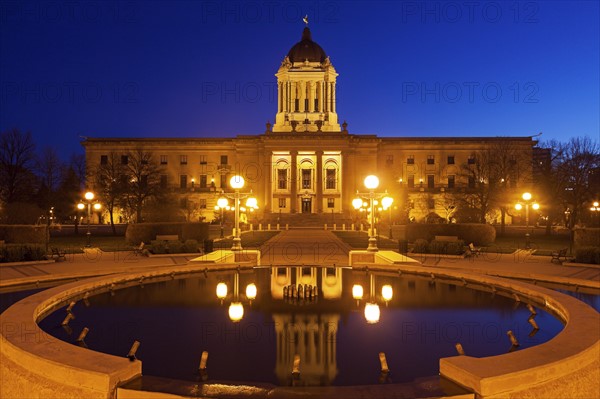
[354,274,393,324]
[381,284,393,303]
[216,272,257,322]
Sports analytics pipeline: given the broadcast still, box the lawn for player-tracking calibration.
[211,231,281,249]
[47,235,131,253]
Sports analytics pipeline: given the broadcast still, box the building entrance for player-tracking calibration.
[301,198,312,213]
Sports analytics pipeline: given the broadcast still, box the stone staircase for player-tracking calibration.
[264,213,352,228]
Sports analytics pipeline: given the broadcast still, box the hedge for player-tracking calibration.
[0,225,48,244]
[125,223,209,245]
[411,239,466,255]
[0,244,47,263]
[406,223,495,246]
[574,228,600,249]
[574,247,600,265]
[148,239,200,254]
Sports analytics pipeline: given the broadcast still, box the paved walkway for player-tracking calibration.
[1,233,599,291]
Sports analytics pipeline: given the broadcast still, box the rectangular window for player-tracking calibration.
[220,155,228,165]
[199,199,207,209]
[200,175,207,188]
[407,155,414,165]
[447,156,455,165]
[100,155,108,165]
[180,155,187,165]
[386,155,394,165]
[468,156,476,165]
[200,155,207,164]
[160,174,167,189]
[220,174,227,189]
[408,175,415,188]
[427,174,434,188]
[448,175,455,189]
[326,169,336,189]
[302,169,311,189]
[180,175,187,189]
[279,198,286,208]
[278,169,287,190]
[427,155,435,165]
[160,155,168,165]
[121,155,128,165]
[327,198,335,208]
[468,176,475,188]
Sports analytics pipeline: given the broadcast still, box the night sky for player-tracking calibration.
[1,1,598,160]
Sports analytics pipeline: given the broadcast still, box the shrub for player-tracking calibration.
[0,225,48,244]
[574,228,600,249]
[167,241,184,254]
[149,240,167,254]
[406,224,495,246]
[0,244,46,263]
[182,239,199,253]
[575,247,600,265]
[125,222,209,245]
[412,239,429,253]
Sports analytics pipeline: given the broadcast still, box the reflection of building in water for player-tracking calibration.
[270,266,342,300]
[273,313,339,386]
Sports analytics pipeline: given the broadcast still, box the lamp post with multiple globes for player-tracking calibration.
[514,192,539,249]
[217,176,258,251]
[352,274,393,324]
[78,191,101,248]
[216,272,257,322]
[353,175,392,252]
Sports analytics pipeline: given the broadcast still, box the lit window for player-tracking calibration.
[326,169,336,189]
[327,198,335,208]
[302,169,311,189]
[279,198,286,208]
[278,169,287,190]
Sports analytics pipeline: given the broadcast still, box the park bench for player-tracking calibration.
[551,248,568,263]
[435,235,459,242]
[468,243,482,257]
[156,235,179,242]
[51,247,66,261]
[133,242,145,256]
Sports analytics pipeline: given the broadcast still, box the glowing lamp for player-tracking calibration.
[364,175,379,190]
[352,284,364,300]
[522,192,532,201]
[93,203,101,210]
[364,302,380,324]
[381,196,393,210]
[246,197,258,209]
[217,198,228,208]
[84,191,94,201]
[77,203,85,210]
[229,175,245,189]
[532,203,540,210]
[245,283,257,300]
[352,198,363,210]
[381,285,393,302]
[515,203,523,211]
[216,283,228,299]
[228,302,244,322]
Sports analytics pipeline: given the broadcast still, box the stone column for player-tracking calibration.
[324,82,329,112]
[332,82,336,113]
[299,82,305,113]
[291,150,297,213]
[316,150,323,213]
[277,82,282,113]
[308,81,315,112]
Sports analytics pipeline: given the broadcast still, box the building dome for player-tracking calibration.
[287,27,327,63]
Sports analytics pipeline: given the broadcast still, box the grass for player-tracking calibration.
[331,231,399,250]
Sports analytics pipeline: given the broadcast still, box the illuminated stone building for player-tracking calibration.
[83,27,535,224]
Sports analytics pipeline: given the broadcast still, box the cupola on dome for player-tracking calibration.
[287,27,327,63]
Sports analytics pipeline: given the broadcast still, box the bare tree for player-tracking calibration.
[121,149,165,223]
[0,128,37,203]
[94,153,126,234]
[557,137,600,226]
[458,149,498,223]
[535,140,565,235]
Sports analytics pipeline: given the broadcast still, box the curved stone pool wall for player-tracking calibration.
[1,263,598,399]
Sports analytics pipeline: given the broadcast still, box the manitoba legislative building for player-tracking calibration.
[83,27,535,225]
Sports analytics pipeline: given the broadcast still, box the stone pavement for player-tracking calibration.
[1,233,599,290]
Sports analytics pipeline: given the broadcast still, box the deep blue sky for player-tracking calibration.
[1,0,599,160]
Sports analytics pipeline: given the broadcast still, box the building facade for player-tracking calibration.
[83,27,535,224]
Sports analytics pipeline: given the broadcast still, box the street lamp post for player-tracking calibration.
[515,192,539,249]
[78,191,101,248]
[216,197,228,238]
[219,175,258,252]
[353,175,392,252]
